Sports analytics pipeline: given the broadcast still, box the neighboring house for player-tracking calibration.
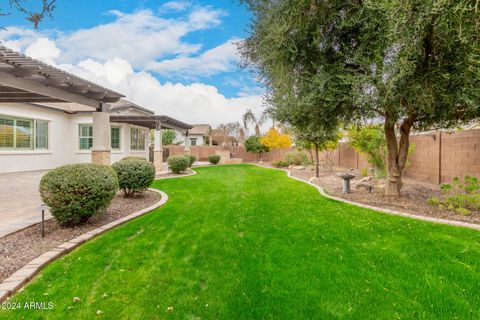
[0,46,191,174]
[180,124,211,146]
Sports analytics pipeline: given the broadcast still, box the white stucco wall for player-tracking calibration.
[0,103,149,173]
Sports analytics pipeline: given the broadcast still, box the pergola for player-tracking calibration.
[0,46,124,110]
[110,115,193,169]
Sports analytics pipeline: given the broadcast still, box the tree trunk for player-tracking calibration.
[308,149,314,163]
[384,114,415,196]
[314,143,319,178]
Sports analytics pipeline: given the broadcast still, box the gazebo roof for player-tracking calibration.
[110,115,192,133]
[0,46,124,110]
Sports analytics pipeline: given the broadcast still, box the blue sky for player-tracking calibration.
[0,1,264,126]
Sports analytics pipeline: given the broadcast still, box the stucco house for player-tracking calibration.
[0,46,191,174]
[179,124,211,146]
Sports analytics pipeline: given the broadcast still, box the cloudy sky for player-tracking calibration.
[0,0,266,127]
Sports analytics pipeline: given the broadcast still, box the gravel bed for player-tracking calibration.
[0,190,161,283]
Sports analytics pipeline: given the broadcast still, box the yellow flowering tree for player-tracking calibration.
[260,128,292,151]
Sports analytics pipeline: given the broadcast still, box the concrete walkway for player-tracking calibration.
[0,170,51,237]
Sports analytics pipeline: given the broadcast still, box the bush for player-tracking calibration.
[208,154,221,165]
[272,160,289,168]
[112,159,155,197]
[168,156,190,173]
[185,155,196,167]
[40,164,118,226]
[427,175,480,215]
[244,135,268,161]
[284,151,310,166]
[360,167,369,177]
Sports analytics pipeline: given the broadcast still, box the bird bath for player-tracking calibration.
[337,172,356,193]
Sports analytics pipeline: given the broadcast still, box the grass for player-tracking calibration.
[1,164,480,319]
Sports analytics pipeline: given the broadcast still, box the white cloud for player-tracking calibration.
[1,7,234,78]
[24,38,60,64]
[60,57,263,126]
[148,38,239,77]
[159,1,191,13]
[1,5,265,128]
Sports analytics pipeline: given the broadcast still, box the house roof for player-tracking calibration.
[108,99,154,115]
[109,115,192,132]
[189,124,211,136]
[0,46,124,109]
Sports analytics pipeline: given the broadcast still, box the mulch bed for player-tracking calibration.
[156,169,194,179]
[0,190,161,283]
[264,163,480,225]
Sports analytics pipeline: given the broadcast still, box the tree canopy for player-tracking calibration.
[240,0,480,196]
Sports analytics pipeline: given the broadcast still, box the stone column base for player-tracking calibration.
[91,150,111,165]
[153,150,163,172]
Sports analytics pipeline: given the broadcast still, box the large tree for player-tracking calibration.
[240,0,480,196]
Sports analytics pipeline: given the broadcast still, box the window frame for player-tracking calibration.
[111,126,121,150]
[0,114,49,151]
[130,127,146,151]
[78,124,93,150]
[190,138,197,146]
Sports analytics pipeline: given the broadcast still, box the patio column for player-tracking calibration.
[184,130,191,156]
[153,121,163,173]
[91,111,111,165]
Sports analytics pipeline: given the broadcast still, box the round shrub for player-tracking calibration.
[112,158,156,197]
[284,151,310,166]
[272,160,289,168]
[208,154,221,165]
[167,156,189,174]
[40,163,119,226]
[185,155,196,167]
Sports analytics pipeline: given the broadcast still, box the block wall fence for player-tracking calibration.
[166,129,480,184]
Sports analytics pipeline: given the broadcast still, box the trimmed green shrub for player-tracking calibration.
[208,154,221,165]
[39,163,118,226]
[112,158,155,197]
[168,156,189,173]
[185,155,196,167]
[284,151,310,166]
[272,160,289,168]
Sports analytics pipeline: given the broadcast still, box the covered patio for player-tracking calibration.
[110,115,193,171]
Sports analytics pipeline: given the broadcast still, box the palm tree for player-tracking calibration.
[242,109,269,136]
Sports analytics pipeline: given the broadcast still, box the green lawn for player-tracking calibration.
[1,164,480,319]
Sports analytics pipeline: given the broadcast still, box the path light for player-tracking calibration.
[37,203,49,237]
[337,172,356,193]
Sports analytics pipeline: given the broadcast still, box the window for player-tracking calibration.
[35,120,49,149]
[79,124,93,150]
[190,138,197,146]
[111,127,121,150]
[79,125,122,150]
[130,128,145,150]
[0,116,47,150]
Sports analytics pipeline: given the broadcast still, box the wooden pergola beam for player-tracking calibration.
[0,70,103,109]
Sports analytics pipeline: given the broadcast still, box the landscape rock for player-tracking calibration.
[355,182,373,193]
[359,176,373,183]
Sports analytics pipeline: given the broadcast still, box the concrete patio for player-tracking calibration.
[0,170,51,237]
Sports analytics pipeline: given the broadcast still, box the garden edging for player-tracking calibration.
[0,188,169,303]
[258,164,480,232]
